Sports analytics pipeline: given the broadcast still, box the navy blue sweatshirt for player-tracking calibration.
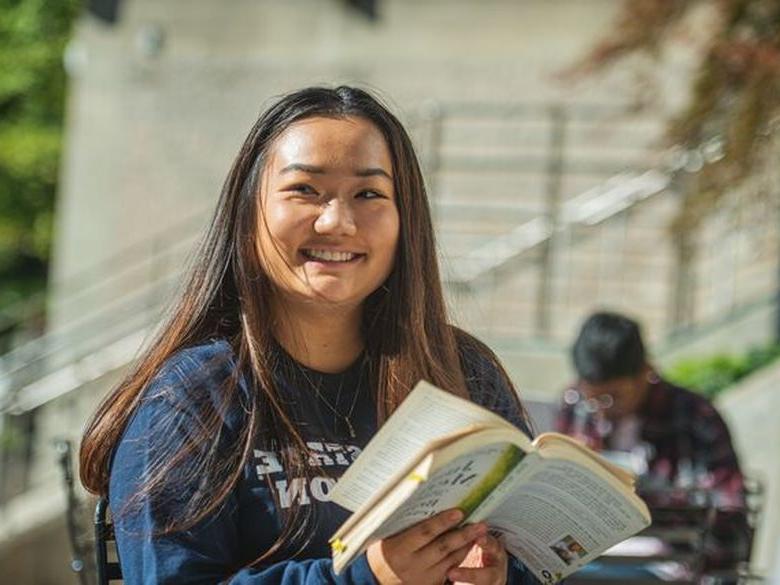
[109,338,542,584]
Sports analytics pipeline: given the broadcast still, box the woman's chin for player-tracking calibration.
[292,288,365,310]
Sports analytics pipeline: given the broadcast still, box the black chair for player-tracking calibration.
[95,497,123,584]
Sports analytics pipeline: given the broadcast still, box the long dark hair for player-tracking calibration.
[80,86,526,562]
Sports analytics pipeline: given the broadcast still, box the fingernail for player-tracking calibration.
[449,509,464,522]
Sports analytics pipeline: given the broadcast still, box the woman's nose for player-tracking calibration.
[314,199,357,236]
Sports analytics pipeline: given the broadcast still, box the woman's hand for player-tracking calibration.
[366,509,488,585]
[447,534,508,585]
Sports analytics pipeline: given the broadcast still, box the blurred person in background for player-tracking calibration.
[79,86,541,585]
[556,311,751,574]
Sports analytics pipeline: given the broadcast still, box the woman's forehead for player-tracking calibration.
[267,116,393,175]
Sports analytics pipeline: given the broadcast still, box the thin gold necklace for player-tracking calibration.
[295,356,366,439]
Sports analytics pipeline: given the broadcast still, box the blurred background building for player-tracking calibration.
[1,0,779,582]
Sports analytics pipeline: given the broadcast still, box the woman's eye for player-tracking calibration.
[357,189,384,199]
[289,184,316,196]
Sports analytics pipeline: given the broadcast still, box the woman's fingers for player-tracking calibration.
[448,562,507,585]
[475,534,503,565]
[459,541,484,569]
[430,541,475,576]
[402,508,464,552]
[448,535,508,585]
[448,565,497,584]
[367,510,483,585]
[416,521,487,568]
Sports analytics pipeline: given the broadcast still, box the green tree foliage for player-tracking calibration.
[666,342,780,398]
[571,0,780,232]
[0,0,81,311]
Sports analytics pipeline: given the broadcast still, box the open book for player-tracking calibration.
[329,381,651,584]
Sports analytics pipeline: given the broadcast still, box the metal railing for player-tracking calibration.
[448,169,672,284]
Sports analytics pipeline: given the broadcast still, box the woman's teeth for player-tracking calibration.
[303,249,358,262]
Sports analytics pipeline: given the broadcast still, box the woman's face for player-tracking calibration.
[257,116,400,310]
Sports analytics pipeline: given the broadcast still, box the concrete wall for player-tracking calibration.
[717,360,780,573]
[0,515,75,585]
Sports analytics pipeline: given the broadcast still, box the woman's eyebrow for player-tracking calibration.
[355,167,393,180]
[280,163,325,175]
[280,163,392,180]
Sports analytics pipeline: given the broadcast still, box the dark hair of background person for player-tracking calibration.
[79,86,528,564]
[572,311,646,383]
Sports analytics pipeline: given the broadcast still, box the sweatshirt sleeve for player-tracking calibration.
[225,556,375,584]
[458,338,534,438]
[108,355,378,585]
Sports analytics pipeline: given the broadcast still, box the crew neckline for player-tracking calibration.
[271,338,368,393]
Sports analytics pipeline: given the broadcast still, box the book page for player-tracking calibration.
[330,381,525,511]
[533,432,635,486]
[372,441,525,541]
[331,455,436,573]
[483,458,651,584]
[332,434,529,573]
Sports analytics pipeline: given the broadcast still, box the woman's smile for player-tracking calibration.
[301,248,365,263]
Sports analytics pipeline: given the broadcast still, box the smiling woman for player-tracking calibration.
[78,86,542,585]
